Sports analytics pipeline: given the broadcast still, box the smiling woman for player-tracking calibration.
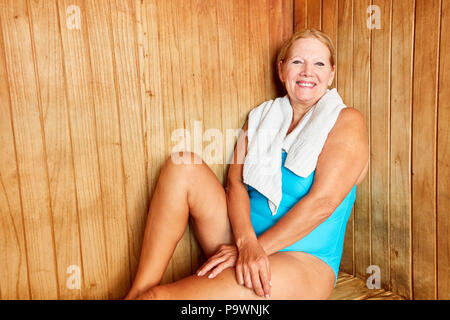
[124,28,369,300]
[277,29,336,133]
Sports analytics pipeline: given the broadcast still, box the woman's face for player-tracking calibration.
[278,37,335,110]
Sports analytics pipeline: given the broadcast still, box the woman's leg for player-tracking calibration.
[136,251,336,300]
[125,151,234,299]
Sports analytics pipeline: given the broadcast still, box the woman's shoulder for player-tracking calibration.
[335,107,366,129]
[326,107,368,146]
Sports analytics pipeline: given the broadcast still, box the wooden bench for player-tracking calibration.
[329,272,405,300]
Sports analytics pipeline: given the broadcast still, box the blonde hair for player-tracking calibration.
[276,28,336,68]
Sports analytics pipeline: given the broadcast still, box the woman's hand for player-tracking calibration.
[196,244,238,279]
[235,237,271,298]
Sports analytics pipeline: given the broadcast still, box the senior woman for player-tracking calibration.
[124,29,369,300]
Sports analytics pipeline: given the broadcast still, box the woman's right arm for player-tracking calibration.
[226,119,272,298]
[225,119,255,243]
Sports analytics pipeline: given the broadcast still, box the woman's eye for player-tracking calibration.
[316,62,325,66]
[292,60,302,64]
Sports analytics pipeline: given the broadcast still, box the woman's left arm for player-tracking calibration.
[257,108,369,255]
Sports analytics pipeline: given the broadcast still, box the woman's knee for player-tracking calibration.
[160,151,205,183]
[168,151,204,166]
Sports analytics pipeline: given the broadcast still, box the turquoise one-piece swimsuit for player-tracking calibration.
[247,150,356,286]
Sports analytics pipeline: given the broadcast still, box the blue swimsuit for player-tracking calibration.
[247,150,356,286]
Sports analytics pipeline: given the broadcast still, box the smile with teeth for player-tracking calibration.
[296,81,316,88]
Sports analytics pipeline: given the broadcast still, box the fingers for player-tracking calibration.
[259,266,271,298]
[235,264,244,286]
[238,259,271,298]
[207,259,234,279]
[197,245,238,278]
[196,253,226,277]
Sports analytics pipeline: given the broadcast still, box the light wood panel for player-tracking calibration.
[370,0,391,290]
[390,0,414,300]
[108,0,149,287]
[0,0,292,299]
[57,0,110,299]
[1,0,447,301]
[1,0,59,299]
[295,0,448,300]
[336,0,354,275]
[437,0,450,301]
[28,0,82,300]
[352,0,371,281]
[0,5,30,299]
[412,0,440,300]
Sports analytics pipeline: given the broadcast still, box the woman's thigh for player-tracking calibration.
[142,251,335,300]
[170,151,234,257]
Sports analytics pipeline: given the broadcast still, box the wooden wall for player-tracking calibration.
[0,0,293,299]
[1,0,448,301]
[294,0,449,300]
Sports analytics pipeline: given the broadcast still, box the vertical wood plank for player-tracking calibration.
[108,0,150,295]
[248,0,271,106]
[307,0,322,30]
[233,0,251,127]
[0,0,59,299]
[321,0,337,87]
[390,0,414,299]
[167,0,194,282]
[282,0,294,41]
[28,0,82,299]
[110,0,149,288]
[0,9,30,299]
[154,0,187,284]
[136,0,170,283]
[84,0,132,299]
[294,0,307,31]
[337,0,354,275]
[412,0,440,300]
[437,0,449,301]
[197,0,224,181]
[269,0,294,98]
[217,0,239,181]
[370,0,391,290]
[57,0,109,299]
[352,0,371,281]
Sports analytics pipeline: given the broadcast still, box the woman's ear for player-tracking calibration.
[278,60,285,83]
[328,65,336,87]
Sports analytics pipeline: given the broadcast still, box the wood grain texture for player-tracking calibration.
[370,0,391,290]
[84,0,133,299]
[108,0,149,286]
[269,0,294,97]
[167,0,195,283]
[294,0,307,31]
[0,7,30,299]
[292,0,448,301]
[336,0,354,275]
[321,0,337,87]
[1,0,448,301]
[330,272,405,300]
[412,0,440,300]
[57,0,109,299]
[28,0,82,299]
[352,0,371,281]
[437,0,449,301]
[135,0,169,284]
[307,0,322,30]
[176,0,205,275]
[390,0,414,300]
[1,0,59,299]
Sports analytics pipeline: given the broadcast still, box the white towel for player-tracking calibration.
[243,88,347,215]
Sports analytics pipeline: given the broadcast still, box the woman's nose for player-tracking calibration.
[300,62,313,77]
